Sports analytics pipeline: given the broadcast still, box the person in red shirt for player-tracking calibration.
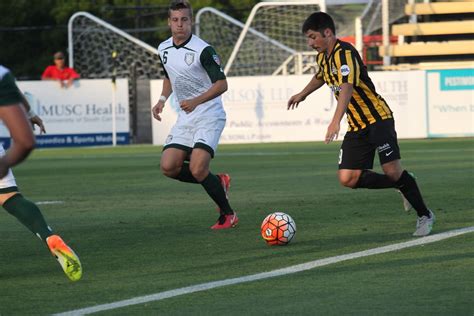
[41,51,80,88]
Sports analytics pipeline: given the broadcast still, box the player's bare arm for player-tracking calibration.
[152,78,172,121]
[0,105,35,177]
[180,79,227,113]
[325,83,352,144]
[287,75,324,110]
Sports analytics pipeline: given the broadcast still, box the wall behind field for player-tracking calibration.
[151,69,473,145]
[4,69,472,148]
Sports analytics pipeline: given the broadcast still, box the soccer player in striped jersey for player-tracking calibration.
[152,0,237,229]
[287,12,434,237]
[0,65,82,281]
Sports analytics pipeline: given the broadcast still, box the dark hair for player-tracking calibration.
[302,12,336,35]
[168,0,193,18]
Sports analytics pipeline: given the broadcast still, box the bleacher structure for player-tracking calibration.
[379,0,474,70]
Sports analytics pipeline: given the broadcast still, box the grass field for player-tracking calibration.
[0,138,473,315]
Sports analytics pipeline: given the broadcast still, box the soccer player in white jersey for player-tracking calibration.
[152,0,238,229]
[0,65,82,281]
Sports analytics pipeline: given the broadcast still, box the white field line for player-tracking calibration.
[36,201,65,205]
[54,226,474,316]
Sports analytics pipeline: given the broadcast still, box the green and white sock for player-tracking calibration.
[3,194,53,241]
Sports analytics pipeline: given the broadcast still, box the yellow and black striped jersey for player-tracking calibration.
[315,39,393,132]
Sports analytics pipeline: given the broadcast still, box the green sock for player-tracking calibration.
[3,194,53,241]
[201,173,233,214]
[176,162,199,183]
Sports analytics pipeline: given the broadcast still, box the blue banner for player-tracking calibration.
[0,133,130,149]
[435,69,474,91]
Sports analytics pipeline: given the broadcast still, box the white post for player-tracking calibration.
[67,15,74,68]
[382,0,390,66]
[111,83,117,147]
[408,0,417,24]
[111,51,117,147]
[355,17,363,58]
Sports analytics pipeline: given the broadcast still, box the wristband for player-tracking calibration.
[159,95,167,103]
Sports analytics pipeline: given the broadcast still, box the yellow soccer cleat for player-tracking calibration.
[46,235,82,281]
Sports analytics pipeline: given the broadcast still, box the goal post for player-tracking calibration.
[67,11,162,79]
[224,1,326,76]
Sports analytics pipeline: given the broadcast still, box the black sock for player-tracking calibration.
[396,170,430,217]
[3,194,53,241]
[176,162,199,183]
[200,173,233,215]
[355,170,396,189]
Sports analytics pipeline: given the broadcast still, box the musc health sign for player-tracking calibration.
[0,79,130,147]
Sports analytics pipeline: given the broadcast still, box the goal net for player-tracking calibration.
[359,0,406,36]
[197,2,326,77]
[68,12,163,79]
[196,1,408,76]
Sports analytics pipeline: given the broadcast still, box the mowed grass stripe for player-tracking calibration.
[53,226,474,316]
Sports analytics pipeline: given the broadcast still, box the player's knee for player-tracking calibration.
[189,165,208,182]
[160,163,180,178]
[338,173,358,188]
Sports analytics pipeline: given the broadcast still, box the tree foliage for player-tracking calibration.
[0,0,259,79]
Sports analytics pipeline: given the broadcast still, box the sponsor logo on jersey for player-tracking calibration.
[184,52,195,66]
[165,135,173,144]
[331,66,338,75]
[377,143,391,153]
[330,85,341,93]
[340,64,350,76]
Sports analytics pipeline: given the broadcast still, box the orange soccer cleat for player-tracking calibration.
[46,235,82,281]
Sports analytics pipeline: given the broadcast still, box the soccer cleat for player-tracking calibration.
[398,190,413,212]
[211,212,239,230]
[413,210,435,237]
[216,173,231,212]
[46,235,82,281]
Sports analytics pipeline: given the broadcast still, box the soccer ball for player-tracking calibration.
[261,212,296,245]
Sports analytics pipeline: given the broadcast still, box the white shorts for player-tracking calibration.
[163,116,226,158]
[0,145,18,191]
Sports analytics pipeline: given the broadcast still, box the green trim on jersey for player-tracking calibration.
[200,46,226,83]
[0,186,19,193]
[0,71,23,106]
[159,55,169,79]
[173,35,193,50]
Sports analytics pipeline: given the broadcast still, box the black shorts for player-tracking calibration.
[338,119,401,170]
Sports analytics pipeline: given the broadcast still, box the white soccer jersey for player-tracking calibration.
[157,35,227,122]
[0,144,17,189]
